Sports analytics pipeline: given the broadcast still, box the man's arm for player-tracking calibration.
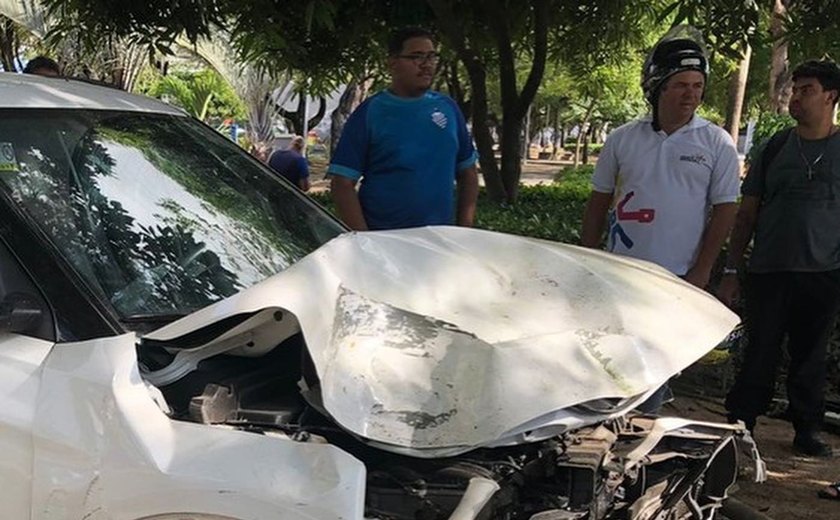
[684,202,738,289]
[455,166,479,227]
[580,190,614,248]
[716,195,760,306]
[331,176,368,231]
[581,129,619,248]
[686,128,743,290]
[326,100,369,229]
[298,156,310,192]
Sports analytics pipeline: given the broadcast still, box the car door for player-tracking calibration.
[0,237,55,519]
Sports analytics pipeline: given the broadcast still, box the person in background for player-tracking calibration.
[327,26,478,231]
[268,136,310,192]
[23,56,60,77]
[720,60,840,458]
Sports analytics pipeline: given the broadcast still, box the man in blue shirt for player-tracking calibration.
[328,27,479,231]
[268,136,310,191]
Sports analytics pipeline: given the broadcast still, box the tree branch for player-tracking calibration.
[484,0,517,118]
[516,0,549,120]
[307,96,326,130]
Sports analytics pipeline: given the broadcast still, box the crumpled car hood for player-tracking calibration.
[145,227,739,456]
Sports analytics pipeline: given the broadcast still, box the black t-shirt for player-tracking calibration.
[743,131,840,272]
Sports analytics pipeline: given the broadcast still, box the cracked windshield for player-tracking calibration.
[0,109,343,319]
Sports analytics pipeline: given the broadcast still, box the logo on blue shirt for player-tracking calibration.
[431,110,448,129]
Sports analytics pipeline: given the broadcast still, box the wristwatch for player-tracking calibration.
[722,267,738,276]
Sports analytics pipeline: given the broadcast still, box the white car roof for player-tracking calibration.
[0,72,184,115]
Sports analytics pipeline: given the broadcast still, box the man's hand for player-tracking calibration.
[684,265,712,289]
[716,275,740,308]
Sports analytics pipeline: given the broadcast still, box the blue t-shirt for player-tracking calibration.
[328,90,477,230]
[268,149,309,185]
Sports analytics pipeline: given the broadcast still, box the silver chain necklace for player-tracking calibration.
[795,127,836,180]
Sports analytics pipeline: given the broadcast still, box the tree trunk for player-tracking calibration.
[724,44,751,145]
[541,106,549,147]
[468,64,507,202]
[426,0,506,202]
[523,104,531,162]
[444,60,471,121]
[573,100,596,167]
[769,0,792,114]
[0,17,19,72]
[308,97,326,131]
[428,0,548,203]
[330,79,371,157]
[486,0,549,202]
[500,116,523,201]
[582,124,595,165]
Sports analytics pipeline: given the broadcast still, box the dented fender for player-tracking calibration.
[31,333,366,520]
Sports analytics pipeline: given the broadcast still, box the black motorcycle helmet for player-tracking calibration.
[642,26,710,130]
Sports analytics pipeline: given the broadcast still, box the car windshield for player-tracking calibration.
[0,109,343,320]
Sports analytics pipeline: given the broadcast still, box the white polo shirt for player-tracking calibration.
[592,115,740,275]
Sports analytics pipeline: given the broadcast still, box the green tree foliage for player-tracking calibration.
[43,0,224,54]
[42,0,840,201]
[42,0,660,204]
[658,0,761,57]
[785,0,840,60]
[140,68,246,122]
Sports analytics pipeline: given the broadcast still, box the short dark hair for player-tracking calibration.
[23,56,60,75]
[792,59,840,105]
[387,27,435,56]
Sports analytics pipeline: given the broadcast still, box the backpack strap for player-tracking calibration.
[758,128,793,195]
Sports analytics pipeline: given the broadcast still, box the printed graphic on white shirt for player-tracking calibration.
[608,191,656,250]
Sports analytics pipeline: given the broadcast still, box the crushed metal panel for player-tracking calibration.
[146,227,740,454]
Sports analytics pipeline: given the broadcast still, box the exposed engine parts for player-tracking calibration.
[146,335,760,520]
[359,420,744,520]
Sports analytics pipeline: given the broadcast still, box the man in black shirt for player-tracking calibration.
[720,60,840,457]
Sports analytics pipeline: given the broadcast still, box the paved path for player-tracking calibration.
[309,159,590,193]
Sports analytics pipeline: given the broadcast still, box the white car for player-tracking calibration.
[0,73,761,520]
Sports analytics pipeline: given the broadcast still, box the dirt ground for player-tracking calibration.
[306,157,569,193]
[666,394,840,519]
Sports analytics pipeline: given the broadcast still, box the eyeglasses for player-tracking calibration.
[397,52,441,65]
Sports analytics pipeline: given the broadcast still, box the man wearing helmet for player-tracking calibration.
[579,28,740,413]
[580,28,739,290]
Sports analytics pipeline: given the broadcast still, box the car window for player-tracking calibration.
[0,237,55,340]
[0,109,343,321]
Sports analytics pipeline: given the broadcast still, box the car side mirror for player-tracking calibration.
[0,292,44,335]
